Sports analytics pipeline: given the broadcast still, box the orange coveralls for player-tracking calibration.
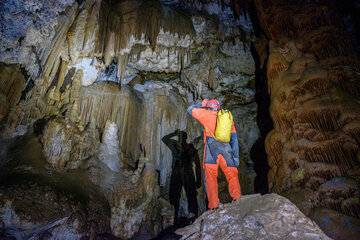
[188,103,241,209]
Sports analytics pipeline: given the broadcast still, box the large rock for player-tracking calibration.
[176,194,331,240]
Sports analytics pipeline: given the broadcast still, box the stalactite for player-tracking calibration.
[301,109,339,132]
[299,77,329,97]
[343,121,360,144]
[256,1,360,230]
[82,0,101,56]
[328,67,360,99]
[286,153,300,170]
[0,64,26,122]
[265,131,283,167]
[304,162,341,181]
[68,69,83,124]
[271,114,292,135]
[41,5,78,80]
[303,140,358,168]
[79,82,142,129]
[117,54,129,85]
[91,0,195,84]
[267,53,290,93]
[67,8,87,63]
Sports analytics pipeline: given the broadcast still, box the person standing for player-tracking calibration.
[187,99,241,209]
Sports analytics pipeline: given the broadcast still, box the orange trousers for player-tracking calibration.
[204,155,241,209]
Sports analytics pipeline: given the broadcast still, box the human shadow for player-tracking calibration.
[162,130,201,227]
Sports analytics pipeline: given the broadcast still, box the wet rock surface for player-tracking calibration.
[176,194,331,240]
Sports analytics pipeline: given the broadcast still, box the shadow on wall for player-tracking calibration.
[161,130,201,227]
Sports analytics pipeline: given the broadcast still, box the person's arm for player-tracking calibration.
[230,122,240,167]
[187,103,202,116]
[162,131,178,153]
[187,99,210,116]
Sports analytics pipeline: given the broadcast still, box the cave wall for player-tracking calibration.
[0,0,257,238]
[254,0,360,239]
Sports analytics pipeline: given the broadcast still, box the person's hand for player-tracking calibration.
[201,99,208,107]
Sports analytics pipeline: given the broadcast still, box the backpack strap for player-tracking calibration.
[203,125,216,139]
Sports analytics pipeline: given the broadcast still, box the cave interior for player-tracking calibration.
[0,0,360,239]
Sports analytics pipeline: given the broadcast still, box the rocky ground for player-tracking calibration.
[176,194,331,240]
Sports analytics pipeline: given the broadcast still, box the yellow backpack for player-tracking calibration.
[205,109,233,143]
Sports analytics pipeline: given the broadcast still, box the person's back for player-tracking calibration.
[187,99,241,209]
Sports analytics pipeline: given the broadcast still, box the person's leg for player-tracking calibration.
[169,162,182,226]
[183,165,199,217]
[218,155,241,200]
[204,162,219,209]
[203,139,220,210]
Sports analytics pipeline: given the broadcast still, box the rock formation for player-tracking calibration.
[0,0,257,238]
[254,0,360,238]
[176,194,331,240]
[1,0,360,239]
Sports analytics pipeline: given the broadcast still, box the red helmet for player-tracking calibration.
[202,99,220,109]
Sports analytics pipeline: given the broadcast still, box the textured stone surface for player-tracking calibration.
[0,0,257,239]
[0,135,110,239]
[1,0,359,239]
[176,194,331,240]
[309,207,360,240]
[254,0,360,238]
[41,117,75,171]
[0,63,25,122]
[0,0,77,77]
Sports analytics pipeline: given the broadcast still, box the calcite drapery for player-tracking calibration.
[254,0,360,238]
[0,0,257,238]
[0,64,25,122]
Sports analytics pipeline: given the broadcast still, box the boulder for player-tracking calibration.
[176,194,331,240]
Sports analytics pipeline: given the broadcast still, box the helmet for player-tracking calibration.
[202,99,220,109]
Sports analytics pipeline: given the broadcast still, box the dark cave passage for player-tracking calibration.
[249,51,272,194]
[249,1,273,195]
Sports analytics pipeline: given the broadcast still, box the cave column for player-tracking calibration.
[253,0,360,238]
